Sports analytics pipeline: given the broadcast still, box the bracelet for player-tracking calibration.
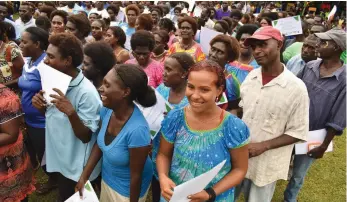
[204,187,216,202]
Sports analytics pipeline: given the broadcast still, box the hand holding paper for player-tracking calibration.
[37,63,72,105]
[295,129,333,156]
[65,181,99,202]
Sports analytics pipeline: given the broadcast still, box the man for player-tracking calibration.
[287,35,318,75]
[88,1,110,19]
[313,15,323,25]
[119,4,139,50]
[284,28,346,202]
[283,20,310,63]
[310,24,326,34]
[83,1,93,15]
[0,2,19,39]
[216,1,231,20]
[15,2,36,39]
[200,8,215,29]
[235,26,309,202]
[58,1,84,15]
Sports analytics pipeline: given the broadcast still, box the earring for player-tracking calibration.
[215,97,219,102]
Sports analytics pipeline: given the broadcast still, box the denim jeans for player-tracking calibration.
[284,154,315,202]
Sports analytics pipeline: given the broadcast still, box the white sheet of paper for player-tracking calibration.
[327,5,337,20]
[110,21,120,27]
[136,89,173,139]
[200,27,222,55]
[295,129,333,155]
[65,181,99,202]
[37,63,72,104]
[170,160,226,202]
[188,0,195,12]
[272,15,303,36]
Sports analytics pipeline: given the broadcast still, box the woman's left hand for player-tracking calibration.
[50,88,75,116]
[188,190,210,202]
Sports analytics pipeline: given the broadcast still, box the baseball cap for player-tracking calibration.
[244,26,284,47]
[315,28,346,51]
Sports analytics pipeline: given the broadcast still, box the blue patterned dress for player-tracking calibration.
[152,84,189,179]
[160,108,249,202]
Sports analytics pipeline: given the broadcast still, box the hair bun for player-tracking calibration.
[136,86,157,108]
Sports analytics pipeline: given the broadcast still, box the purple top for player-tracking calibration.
[216,9,231,20]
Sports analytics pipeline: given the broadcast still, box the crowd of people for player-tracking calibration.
[0,1,345,202]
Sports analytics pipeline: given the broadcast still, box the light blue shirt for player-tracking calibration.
[286,54,306,76]
[45,69,102,181]
[97,106,153,198]
[4,18,20,39]
[119,22,135,50]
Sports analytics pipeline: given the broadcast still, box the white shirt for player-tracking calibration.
[240,67,309,187]
[15,17,36,39]
[88,8,110,19]
[205,18,215,29]
[4,18,20,40]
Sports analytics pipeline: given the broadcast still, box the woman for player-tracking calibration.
[214,20,230,34]
[31,33,101,201]
[135,13,154,31]
[0,21,24,88]
[157,60,249,202]
[125,30,163,88]
[0,84,36,202]
[230,24,260,82]
[39,5,56,18]
[82,41,116,89]
[104,26,130,64]
[76,64,155,202]
[106,4,119,22]
[66,13,91,45]
[168,16,206,62]
[50,10,68,34]
[210,7,217,22]
[208,34,241,113]
[91,19,106,41]
[151,7,162,31]
[259,17,272,27]
[151,30,170,64]
[151,52,195,202]
[18,27,57,195]
[158,18,177,47]
[35,16,51,33]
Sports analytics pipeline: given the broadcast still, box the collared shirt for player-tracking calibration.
[286,54,306,76]
[15,17,36,39]
[240,67,309,186]
[4,18,20,39]
[45,69,102,181]
[204,18,215,29]
[18,53,46,128]
[297,60,346,133]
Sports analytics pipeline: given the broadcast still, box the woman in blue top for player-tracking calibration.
[157,60,250,202]
[18,27,57,194]
[76,64,156,202]
[152,52,195,202]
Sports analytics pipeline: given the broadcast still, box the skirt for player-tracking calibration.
[100,180,149,202]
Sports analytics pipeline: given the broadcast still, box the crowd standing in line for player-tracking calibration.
[0,1,345,202]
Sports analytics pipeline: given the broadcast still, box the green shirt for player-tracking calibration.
[341,50,346,64]
[283,42,303,64]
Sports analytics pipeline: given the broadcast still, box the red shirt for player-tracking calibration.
[262,72,278,85]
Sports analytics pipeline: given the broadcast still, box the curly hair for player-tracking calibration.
[0,2,14,15]
[210,34,240,62]
[50,10,68,24]
[188,60,226,93]
[48,33,83,68]
[126,4,140,16]
[215,20,229,34]
[39,5,56,17]
[130,30,155,51]
[108,26,126,48]
[153,30,170,49]
[159,18,175,33]
[178,16,198,35]
[137,14,153,31]
[235,24,259,41]
[84,41,116,78]
[107,4,119,15]
[151,6,163,17]
[67,14,91,38]
[0,21,15,41]
[168,52,195,72]
[35,16,51,33]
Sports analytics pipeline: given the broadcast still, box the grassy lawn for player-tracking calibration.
[30,133,345,202]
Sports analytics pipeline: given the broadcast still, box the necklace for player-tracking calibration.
[152,51,167,58]
[180,40,194,50]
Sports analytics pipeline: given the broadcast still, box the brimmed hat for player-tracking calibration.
[315,28,346,51]
[244,26,283,46]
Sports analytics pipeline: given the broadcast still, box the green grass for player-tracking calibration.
[30,133,346,202]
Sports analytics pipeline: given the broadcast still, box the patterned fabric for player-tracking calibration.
[161,108,249,202]
[227,61,254,84]
[152,84,189,179]
[168,42,206,62]
[0,42,22,84]
[240,67,309,187]
[224,70,241,101]
[0,84,35,202]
